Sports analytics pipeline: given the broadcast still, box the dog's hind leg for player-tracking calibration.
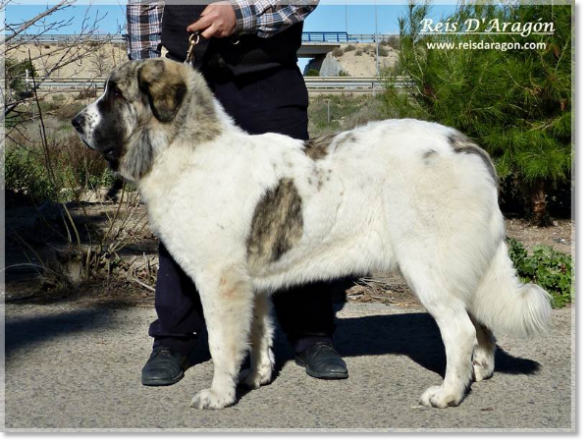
[399,263,476,408]
[470,316,496,382]
[239,293,275,390]
[190,268,255,410]
[420,298,475,408]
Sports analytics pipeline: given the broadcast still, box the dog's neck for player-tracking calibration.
[171,77,235,146]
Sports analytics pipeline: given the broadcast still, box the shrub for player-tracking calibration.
[344,44,356,52]
[38,99,63,114]
[332,47,344,57]
[378,46,389,57]
[54,102,86,121]
[338,70,350,77]
[508,238,574,308]
[5,149,54,201]
[76,88,99,100]
[385,35,401,50]
[355,50,363,56]
[5,128,115,203]
[52,94,66,105]
[305,68,320,77]
[5,58,36,98]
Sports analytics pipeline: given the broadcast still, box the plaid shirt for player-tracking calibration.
[126,1,318,60]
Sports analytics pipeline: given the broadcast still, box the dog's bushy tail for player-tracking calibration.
[471,241,552,338]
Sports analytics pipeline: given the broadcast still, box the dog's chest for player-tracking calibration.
[139,161,267,244]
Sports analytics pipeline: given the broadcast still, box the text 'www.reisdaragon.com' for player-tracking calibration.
[426,40,548,52]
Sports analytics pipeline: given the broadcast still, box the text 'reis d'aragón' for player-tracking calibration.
[420,17,555,37]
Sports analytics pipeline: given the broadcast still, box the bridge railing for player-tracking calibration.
[10,32,395,45]
[301,32,394,43]
[302,32,350,43]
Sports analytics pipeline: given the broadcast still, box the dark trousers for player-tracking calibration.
[149,65,337,355]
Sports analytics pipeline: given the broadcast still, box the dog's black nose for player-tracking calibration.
[71,114,85,133]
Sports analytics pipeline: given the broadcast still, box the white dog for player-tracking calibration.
[72,58,551,410]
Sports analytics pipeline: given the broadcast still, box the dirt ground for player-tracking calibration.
[4,194,574,308]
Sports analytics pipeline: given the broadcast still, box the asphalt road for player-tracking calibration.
[3,299,574,431]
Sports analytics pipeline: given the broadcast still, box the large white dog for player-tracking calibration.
[72,58,551,410]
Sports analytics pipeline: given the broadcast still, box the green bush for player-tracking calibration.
[52,94,66,105]
[305,68,320,77]
[508,238,574,308]
[5,149,54,201]
[37,99,63,114]
[5,129,115,203]
[54,102,86,121]
[5,58,36,98]
[378,46,389,57]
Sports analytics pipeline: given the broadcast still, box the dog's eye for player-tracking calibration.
[112,86,123,99]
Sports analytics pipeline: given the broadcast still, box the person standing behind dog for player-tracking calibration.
[126,0,349,386]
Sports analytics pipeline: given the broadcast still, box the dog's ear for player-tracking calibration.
[138,60,187,123]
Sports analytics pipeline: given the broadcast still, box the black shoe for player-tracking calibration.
[141,347,189,386]
[295,342,349,380]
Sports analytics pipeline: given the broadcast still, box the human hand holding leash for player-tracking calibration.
[186,1,237,39]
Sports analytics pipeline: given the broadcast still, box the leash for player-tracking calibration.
[184,30,244,67]
[185,31,200,67]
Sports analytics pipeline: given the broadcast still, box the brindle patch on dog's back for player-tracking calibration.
[448,133,498,185]
[247,178,304,269]
[303,134,335,160]
[334,133,357,149]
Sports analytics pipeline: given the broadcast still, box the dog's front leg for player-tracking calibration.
[190,269,255,410]
[239,293,275,389]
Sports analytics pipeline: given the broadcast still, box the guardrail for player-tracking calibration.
[26,76,412,95]
[10,32,397,45]
[9,34,126,44]
[305,76,411,94]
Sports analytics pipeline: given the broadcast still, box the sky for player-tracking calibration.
[5,1,459,36]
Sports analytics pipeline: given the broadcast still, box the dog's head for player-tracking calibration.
[72,59,206,181]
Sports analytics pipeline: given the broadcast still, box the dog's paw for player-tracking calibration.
[190,389,235,410]
[238,365,273,390]
[473,359,494,382]
[419,385,464,409]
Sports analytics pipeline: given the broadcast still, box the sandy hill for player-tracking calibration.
[305,42,399,77]
[9,42,128,79]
